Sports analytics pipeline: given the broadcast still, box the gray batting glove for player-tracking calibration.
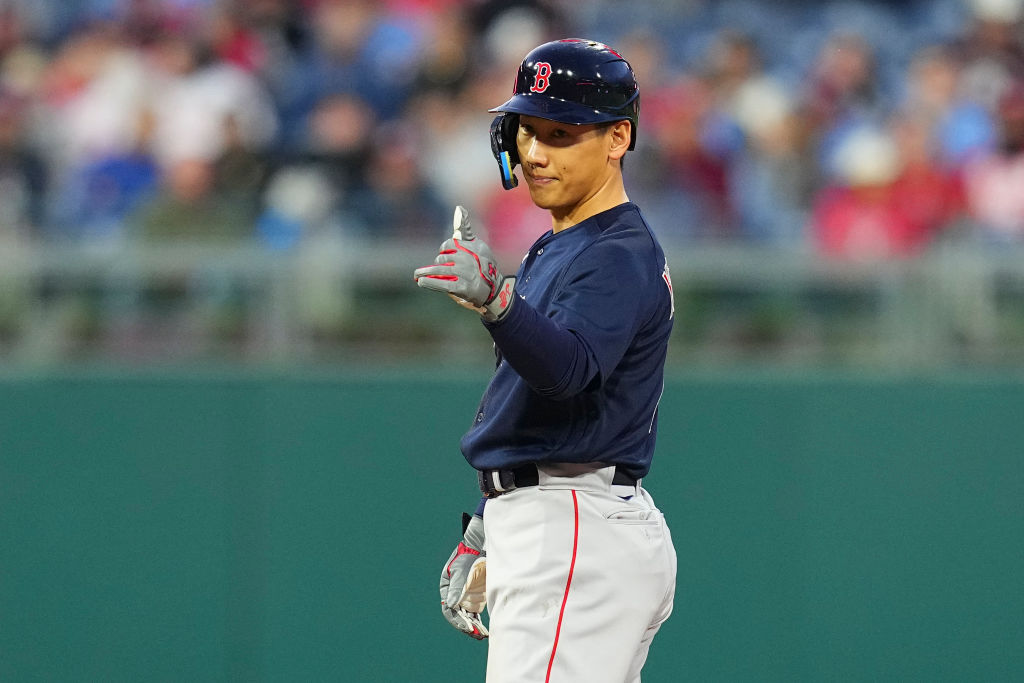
[439,512,489,640]
[413,206,517,322]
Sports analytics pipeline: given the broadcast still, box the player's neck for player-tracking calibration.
[550,176,629,233]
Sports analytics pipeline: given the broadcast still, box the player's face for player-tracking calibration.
[516,115,624,225]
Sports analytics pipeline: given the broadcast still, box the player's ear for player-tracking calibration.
[607,120,631,161]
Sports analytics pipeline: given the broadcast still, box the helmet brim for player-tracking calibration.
[489,93,628,126]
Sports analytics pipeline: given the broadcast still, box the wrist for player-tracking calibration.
[463,513,486,550]
[482,277,516,322]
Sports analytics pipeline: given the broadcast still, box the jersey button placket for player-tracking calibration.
[529,247,544,281]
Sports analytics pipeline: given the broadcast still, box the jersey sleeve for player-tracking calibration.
[484,234,653,400]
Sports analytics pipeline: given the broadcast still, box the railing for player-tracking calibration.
[1,237,1023,368]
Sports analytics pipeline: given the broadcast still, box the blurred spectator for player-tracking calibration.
[644,72,741,240]
[35,24,149,177]
[0,5,23,58]
[415,63,511,220]
[962,80,1024,240]
[0,92,45,239]
[606,31,699,243]
[888,112,965,238]
[695,30,815,243]
[804,31,884,123]
[256,91,374,248]
[729,77,813,243]
[302,92,374,190]
[902,43,995,168]
[257,163,339,250]
[127,156,252,242]
[204,1,267,73]
[216,112,270,207]
[470,0,566,71]
[222,0,312,148]
[409,3,474,99]
[0,5,48,101]
[704,29,763,107]
[346,121,448,241]
[47,108,159,243]
[273,0,422,141]
[810,124,952,260]
[145,29,278,168]
[800,31,886,175]
[955,0,1024,110]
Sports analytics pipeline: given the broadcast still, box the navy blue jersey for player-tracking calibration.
[461,202,674,480]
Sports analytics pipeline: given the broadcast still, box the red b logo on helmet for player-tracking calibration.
[530,62,552,93]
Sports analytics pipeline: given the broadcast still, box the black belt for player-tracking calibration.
[478,464,637,498]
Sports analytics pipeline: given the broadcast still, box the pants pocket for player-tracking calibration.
[603,506,660,524]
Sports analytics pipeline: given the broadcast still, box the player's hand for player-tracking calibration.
[413,206,516,322]
[439,512,489,640]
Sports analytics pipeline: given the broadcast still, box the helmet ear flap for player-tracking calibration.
[489,113,520,190]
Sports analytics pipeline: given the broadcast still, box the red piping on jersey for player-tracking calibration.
[545,489,579,682]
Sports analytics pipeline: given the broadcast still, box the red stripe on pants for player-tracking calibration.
[545,489,579,682]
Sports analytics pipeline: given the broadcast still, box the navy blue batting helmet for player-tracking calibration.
[488,38,640,190]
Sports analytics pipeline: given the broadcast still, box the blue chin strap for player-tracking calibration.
[489,114,520,190]
[498,150,518,190]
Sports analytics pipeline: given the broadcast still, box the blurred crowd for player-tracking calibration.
[0,0,1024,267]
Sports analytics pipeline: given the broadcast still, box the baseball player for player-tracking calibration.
[414,38,677,682]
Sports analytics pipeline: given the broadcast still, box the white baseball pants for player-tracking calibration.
[483,463,677,683]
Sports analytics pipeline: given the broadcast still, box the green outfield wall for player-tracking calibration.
[2,369,1022,682]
